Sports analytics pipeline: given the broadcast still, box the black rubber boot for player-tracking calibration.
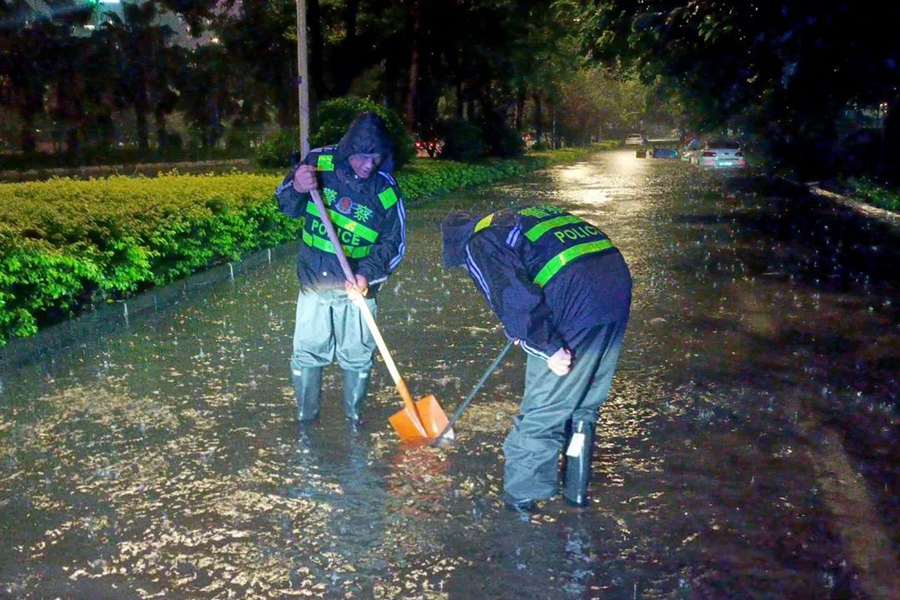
[291,367,322,422]
[342,369,370,430]
[562,420,595,507]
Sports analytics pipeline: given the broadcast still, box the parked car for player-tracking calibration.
[691,139,746,168]
[624,133,645,146]
[644,138,681,159]
[415,137,442,158]
[681,138,702,162]
[651,147,680,159]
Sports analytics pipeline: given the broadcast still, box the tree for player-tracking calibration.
[100,2,176,151]
[0,23,50,152]
[556,67,652,145]
[0,0,94,153]
[562,0,900,178]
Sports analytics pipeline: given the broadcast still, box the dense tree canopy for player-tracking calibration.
[2,0,602,159]
[2,0,895,178]
[560,0,900,177]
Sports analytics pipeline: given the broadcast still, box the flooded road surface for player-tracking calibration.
[2,150,899,599]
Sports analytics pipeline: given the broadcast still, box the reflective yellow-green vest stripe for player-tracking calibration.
[301,230,372,259]
[524,215,582,242]
[474,213,494,232]
[317,154,334,171]
[533,239,614,287]
[473,207,615,287]
[378,187,398,210]
[305,200,379,243]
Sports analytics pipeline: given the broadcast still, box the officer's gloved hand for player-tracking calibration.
[346,274,369,301]
[547,348,572,376]
[292,165,318,193]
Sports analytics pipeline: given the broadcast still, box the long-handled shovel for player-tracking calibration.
[432,338,514,447]
[308,188,452,441]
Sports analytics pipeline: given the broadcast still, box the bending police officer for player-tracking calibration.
[275,112,407,430]
[441,204,631,510]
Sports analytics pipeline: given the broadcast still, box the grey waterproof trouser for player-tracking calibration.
[502,318,628,502]
[290,289,378,372]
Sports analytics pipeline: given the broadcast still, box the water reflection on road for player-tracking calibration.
[2,151,899,599]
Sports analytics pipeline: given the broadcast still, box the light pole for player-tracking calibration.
[295,0,310,158]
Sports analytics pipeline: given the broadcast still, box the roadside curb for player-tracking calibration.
[806,184,900,229]
[776,174,900,230]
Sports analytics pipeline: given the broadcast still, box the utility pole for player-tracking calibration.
[296,0,310,158]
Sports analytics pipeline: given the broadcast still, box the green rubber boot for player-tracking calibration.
[562,420,595,507]
[291,367,322,422]
[342,369,370,431]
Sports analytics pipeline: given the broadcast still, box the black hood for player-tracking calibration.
[441,210,479,268]
[334,112,395,174]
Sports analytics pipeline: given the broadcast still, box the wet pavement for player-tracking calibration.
[2,150,899,599]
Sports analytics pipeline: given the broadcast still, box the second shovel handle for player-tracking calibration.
[434,338,514,442]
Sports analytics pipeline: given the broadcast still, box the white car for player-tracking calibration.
[624,134,645,146]
[691,139,746,168]
[681,139,702,162]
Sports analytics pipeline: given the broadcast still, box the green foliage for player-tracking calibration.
[0,235,103,340]
[848,178,900,212]
[312,98,416,169]
[397,146,598,203]
[397,160,522,201]
[0,145,596,345]
[254,130,298,169]
[0,172,299,343]
[476,112,525,158]
[555,67,669,143]
[565,0,900,177]
[436,119,490,162]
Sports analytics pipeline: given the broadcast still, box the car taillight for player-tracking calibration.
[702,151,716,157]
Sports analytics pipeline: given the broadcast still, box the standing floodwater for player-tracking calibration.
[2,151,899,599]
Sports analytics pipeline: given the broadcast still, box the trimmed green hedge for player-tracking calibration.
[0,146,601,345]
[0,172,299,341]
[399,147,600,199]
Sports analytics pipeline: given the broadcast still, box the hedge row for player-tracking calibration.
[0,145,601,345]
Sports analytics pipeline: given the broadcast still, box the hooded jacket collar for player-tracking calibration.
[334,112,395,175]
[441,211,480,268]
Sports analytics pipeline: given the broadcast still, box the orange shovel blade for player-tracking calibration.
[389,394,452,441]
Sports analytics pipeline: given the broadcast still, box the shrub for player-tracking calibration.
[254,130,297,169]
[436,118,489,162]
[311,98,415,169]
[0,145,599,344]
[477,111,525,158]
[226,125,253,152]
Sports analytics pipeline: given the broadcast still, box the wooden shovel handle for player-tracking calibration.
[308,189,357,284]
[308,188,425,427]
[353,296,423,421]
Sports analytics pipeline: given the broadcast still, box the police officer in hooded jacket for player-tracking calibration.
[441,204,631,510]
[275,112,407,430]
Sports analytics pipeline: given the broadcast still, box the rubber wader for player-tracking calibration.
[562,420,595,506]
[292,367,323,422]
[342,369,370,430]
